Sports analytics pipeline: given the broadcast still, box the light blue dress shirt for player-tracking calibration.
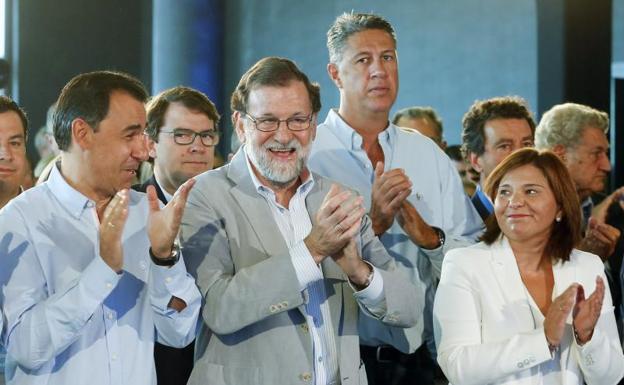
[309,109,483,354]
[0,165,201,385]
[244,148,386,385]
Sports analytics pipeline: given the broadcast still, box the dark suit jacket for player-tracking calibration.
[132,176,195,385]
[471,190,493,222]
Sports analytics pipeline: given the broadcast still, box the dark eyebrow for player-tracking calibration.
[9,134,25,140]
[122,124,144,133]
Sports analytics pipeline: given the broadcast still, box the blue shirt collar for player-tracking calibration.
[475,184,494,215]
[46,163,97,219]
[323,109,395,153]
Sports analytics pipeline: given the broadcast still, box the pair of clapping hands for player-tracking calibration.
[544,277,606,348]
[304,162,439,288]
[99,179,196,273]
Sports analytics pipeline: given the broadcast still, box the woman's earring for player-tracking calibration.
[555,216,562,222]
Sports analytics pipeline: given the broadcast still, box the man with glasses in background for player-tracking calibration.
[137,86,220,385]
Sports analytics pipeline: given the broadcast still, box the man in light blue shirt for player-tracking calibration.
[308,13,483,384]
[0,71,201,385]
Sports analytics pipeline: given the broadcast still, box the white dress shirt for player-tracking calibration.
[0,164,201,385]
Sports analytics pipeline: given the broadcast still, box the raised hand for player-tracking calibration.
[397,200,440,249]
[370,162,412,235]
[579,219,621,260]
[544,283,578,347]
[147,178,196,259]
[573,276,605,344]
[100,189,129,273]
[305,184,365,264]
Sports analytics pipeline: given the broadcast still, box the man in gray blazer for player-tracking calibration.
[180,57,423,385]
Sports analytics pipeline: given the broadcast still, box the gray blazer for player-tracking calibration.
[180,150,422,385]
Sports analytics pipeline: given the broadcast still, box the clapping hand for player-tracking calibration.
[147,178,196,259]
[305,184,365,264]
[573,276,605,344]
[544,283,578,347]
[370,162,412,236]
[100,189,129,273]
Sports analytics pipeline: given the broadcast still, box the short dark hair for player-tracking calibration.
[461,96,536,159]
[53,70,149,151]
[327,12,396,63]
[231,57,321,114]
[0,95,29,140]
[481,148,581,262]
[445,145,463,162]
[146,86,221,142]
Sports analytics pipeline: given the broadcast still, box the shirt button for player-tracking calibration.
[165,277,172,283]
[317,356,322,362]
[106,282,113,289]
[111,353,118,361]
[107,313,114,320]
[299,372,312,382]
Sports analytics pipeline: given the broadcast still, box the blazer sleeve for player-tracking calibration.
[433,248,553,385]
[359,213,424,329]
[179,187,305,336]
[570,256,624,385]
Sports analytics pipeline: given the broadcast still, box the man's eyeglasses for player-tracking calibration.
[243,113,312,132]
[160,129,220,146]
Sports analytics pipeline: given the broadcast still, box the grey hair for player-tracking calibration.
[327,12,396,64]
[535,103,609,150]
[392,106,443,135]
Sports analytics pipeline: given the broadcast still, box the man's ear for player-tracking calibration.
[327,62,342,88]
[232,111,247,144]
[551,144,567,162]
[147,138,157,159]
[469,152,483,173]
[71,118,93,150]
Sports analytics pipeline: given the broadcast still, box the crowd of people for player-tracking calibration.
[1,11,623,385]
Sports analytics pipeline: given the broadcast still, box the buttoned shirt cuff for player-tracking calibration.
[81,256,122,311]
[290,240,324,290]
[352,263,386,316]
[149,254,198,314]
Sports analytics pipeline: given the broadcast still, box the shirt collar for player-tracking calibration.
[47,163,97,219]
[243,144,315,199]
[475,184,494,213]
[154,175,173,203]
[323,109,394,152]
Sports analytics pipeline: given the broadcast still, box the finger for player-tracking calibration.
[102,189,124,220]
[146,185,161,213]
[374,162,384,180]
[386,188,412,211]
[342,214,363,239]
[594,223,621,243]
[587,228,617,247]
[172,178,196,206]
[328,196,362,227]
[376,173,411,194]
[338,206,366,230]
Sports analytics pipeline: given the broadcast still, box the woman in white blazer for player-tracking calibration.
[434,148,624,385]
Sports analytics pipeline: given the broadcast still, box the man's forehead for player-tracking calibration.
[344,29,396,51]
[0,110,26,137]
[247,82,311,112]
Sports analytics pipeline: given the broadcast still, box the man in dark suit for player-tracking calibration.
[461,96,536,221]
[135,86,220,385]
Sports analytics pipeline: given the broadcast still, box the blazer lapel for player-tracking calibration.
[226,150,289,257]
[489,237,536,331]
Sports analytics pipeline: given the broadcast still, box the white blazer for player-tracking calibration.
[433,237,624,385]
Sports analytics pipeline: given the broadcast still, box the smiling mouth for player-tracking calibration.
[268,148,296,158]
